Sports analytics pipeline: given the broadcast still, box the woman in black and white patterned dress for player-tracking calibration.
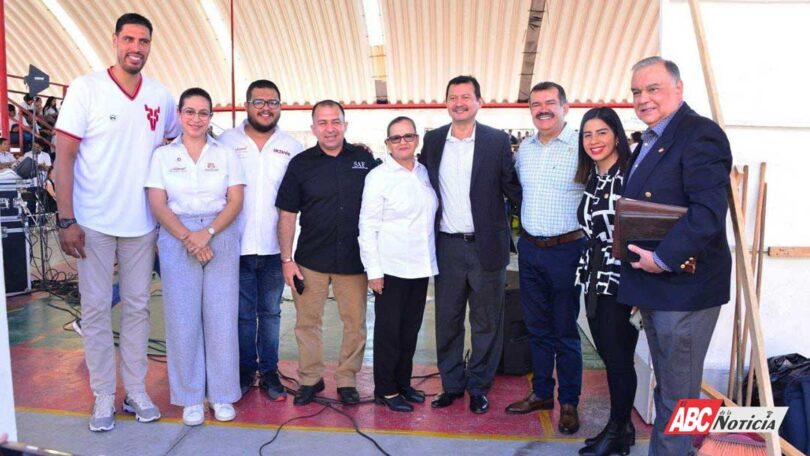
[574,107,637,456]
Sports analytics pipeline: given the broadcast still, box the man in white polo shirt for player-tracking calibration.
[54,13,179,432]
[218,80,303,400]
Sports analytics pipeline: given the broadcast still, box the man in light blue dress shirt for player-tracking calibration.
[506,82,586,435]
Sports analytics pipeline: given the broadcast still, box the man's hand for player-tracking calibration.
[368,277,384,294]
[282,261,303,289]
[628,244,664,274]
[59,224,86,258]
[183,230,211,255]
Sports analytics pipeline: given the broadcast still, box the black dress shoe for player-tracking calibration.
[375,394,413,412]
[430,391,464,408]
[469,394,489,414]
[578,421,632,456]
[293,379,325,406]
[337,387,360,405]
[399,386,426,403]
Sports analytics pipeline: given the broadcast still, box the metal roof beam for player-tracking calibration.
[517,0,546,102]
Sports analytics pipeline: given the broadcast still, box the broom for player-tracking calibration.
[697,433,767,456]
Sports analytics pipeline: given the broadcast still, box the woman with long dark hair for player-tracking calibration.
[573,107,637,456]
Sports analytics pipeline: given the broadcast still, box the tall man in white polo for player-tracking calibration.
[54,13,179,432]
[218,80,303,400]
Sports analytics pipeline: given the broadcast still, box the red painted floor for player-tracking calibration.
[12,345,651,440]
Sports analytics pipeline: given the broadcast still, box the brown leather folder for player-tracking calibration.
[612,197,688,264]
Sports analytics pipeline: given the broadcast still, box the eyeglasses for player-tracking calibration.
[386,133,418,144]
[181,108,212,120]
[248,99,281,109]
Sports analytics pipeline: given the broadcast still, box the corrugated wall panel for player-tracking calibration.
[533,0,660,104]
[382,0,531,103]
[5,0,91,98]
[4,1,659,106]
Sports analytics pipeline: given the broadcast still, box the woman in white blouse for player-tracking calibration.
[145,88,245,426]
[358,116,438,412]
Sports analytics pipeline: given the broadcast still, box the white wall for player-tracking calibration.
[0,240,19,441]
[661,0,810,375]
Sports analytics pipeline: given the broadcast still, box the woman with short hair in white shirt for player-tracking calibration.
[359,116,438,412]
[145,87,245,426]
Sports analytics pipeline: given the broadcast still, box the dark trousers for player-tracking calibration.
[641,305,721,456]
[587,294,639,423]
[373,275,429,397]
[238,254,285,381]
[518,236,586,406]
[435,234,506,395]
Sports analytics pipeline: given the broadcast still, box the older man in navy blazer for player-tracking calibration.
[620,56,732,455]
[419,75,522,414]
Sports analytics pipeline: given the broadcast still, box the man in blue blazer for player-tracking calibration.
[419,75,522,414]
[620,57,732,455]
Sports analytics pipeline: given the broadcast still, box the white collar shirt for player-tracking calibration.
[0,151,16,163]
[438,125,476,233]
[358,155,439,279]
[23,150,51,166]
[145,135,245,216]
[23,150,52,182]
[217,120,304,255]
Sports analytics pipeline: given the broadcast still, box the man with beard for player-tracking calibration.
[54,13,179,431]
[505,82,586,435]
[276,100,376,406]
[218,80,303,400]
[419,75,522,414]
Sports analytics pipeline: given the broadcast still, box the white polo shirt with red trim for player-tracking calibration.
[55,68,180,237]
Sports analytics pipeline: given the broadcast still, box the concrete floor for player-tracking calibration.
[7,230,652,455]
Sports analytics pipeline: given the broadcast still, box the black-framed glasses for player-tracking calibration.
[180,108,212,120]
[386,133,418,144]
[248,98,281,109]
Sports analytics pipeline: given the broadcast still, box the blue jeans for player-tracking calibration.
[238,254,284,377]
[517,236,586,406]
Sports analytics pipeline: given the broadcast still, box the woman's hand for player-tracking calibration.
[183,230,212,254]
[194,245,214,264]
[368,277,384,294]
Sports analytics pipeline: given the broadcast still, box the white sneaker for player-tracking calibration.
[89,392,115,432]
[212,403,236,422]
[182,404,205,426]
[122,391,161,422]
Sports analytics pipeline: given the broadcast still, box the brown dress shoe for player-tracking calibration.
[505,393,554,414]
[558,404,580,434]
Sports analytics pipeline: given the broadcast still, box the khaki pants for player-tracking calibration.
[77,226,156,395]
[294,266,367,388]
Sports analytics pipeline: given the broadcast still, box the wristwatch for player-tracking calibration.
[206,226,216,236]
[57,217,77,229]
[281,257,294,264]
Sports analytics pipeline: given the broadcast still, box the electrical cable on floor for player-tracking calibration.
[259,367,446,454]
[25,222,171,360]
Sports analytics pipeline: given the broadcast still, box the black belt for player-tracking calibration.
[441,232,476,242]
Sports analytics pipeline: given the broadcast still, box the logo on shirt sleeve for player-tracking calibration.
[144,105,160,131]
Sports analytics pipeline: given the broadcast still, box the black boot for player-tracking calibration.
[583,422,611,446]
[584,420,635,447]
[578,421,632,456]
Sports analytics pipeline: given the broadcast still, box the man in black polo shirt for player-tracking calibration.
[276,99,376,406]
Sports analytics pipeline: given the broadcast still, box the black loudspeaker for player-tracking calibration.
[498,269,532,375]
[2,218,31,295]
